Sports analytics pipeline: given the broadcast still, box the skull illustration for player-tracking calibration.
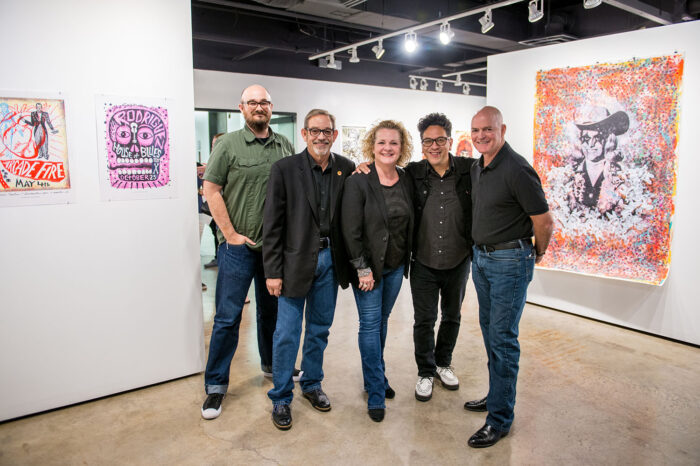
[106,104,169,189]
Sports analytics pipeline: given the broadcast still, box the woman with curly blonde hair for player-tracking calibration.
[341,120,414,422]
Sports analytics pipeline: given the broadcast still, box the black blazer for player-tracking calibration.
[263,149,355,298]
[341,163,414,286]
[405,155,476,255]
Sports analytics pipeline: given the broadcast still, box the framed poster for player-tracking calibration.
[0,93,73,206]
[95,95,174,201]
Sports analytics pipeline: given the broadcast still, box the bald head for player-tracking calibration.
[240,84,271,104]
[471,106,506,159]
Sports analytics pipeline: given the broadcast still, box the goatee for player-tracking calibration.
[246,114,269,133]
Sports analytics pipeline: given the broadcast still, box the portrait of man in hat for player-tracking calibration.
[567,106,630,214]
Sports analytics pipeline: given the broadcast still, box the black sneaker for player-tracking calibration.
[201,393,224,420]
[262,367,303,382]
[293,369,303,382]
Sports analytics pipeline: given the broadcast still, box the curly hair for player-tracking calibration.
[417,112,452,138]
[361,120,414,167]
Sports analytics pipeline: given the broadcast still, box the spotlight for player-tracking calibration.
[583,0,602,8]
[349,47,359,63]
[462,83,471,95]
[435,80,444,92]
[371,39,385,59]
[454,74,462,85]
[479,9,494,34]
[404,31,418,53]
[528,0,544,22]
[439,22,454,45]
[409,76,418,90]
[420,78,428,91]
[326,53,338,69]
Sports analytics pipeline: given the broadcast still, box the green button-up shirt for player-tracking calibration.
[203,125,293,252]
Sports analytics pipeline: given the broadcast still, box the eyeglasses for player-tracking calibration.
[305,128,334,137]
[245,100,271,109]
[421,137,449,147]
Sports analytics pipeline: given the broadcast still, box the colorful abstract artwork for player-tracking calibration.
[341,126,366,164]
[534,54,683,285]
[0,97,71,198]
[96,96,174,201]
[454,131,476,158]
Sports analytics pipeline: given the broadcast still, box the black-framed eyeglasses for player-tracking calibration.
[245,100,271,109]
[421,137,449,147]
[305,128,334,137]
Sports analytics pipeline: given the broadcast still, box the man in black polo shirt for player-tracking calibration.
[464,106,553,448]
[406,113,475,402]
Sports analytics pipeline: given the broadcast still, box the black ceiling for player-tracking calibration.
[192,0,699,96]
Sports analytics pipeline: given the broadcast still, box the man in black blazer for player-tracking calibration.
[263,109,355,430]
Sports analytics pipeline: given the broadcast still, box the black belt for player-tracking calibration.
[319,237,331,249]
[476,238,532,253]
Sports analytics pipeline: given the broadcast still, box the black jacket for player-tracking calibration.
[404,155,476,255]
[263,150,355,298]
[341,163,414,286]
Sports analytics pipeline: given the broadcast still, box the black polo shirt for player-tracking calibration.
[307,151,333,238]
[471,142,549,246]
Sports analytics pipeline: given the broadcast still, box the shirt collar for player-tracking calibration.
[305,149,334,171]
[427,153,456,176]
[478,142,509,170]
[243,124,276,144]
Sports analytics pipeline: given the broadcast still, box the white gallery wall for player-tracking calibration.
[0,0,204,420]
[194,70,486,160]
[486,21,700,345]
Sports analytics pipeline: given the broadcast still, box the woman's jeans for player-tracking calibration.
[352,265,405,410]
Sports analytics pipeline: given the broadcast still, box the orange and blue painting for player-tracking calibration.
[534,54,683,285]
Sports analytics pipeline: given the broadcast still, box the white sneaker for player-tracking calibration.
[436,366,459,390]
[415,376,433,401]
[201,393,224,420]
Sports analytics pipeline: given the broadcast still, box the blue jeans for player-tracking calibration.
[352,266,405,410]
[268,248,338,406]
[204,243,277,395]
[471,244,535,433]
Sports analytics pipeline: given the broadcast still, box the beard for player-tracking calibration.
[245,111,270,133]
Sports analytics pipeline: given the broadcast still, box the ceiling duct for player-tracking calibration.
[251,0,305,8]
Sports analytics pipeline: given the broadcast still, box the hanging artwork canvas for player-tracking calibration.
[95,95,174,201]
[533,54,683,285]
[454,130,476,158]
[0,95,73,206]
[341,126,367,165]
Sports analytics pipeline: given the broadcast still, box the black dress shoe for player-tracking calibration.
[385,386,395,399]
[468,423,508,448]
[464,396,488,412]
[272,404,292,430]
[368,408,385,422]
[302,388,331,412]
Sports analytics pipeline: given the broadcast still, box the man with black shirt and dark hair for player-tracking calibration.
[407,113,476,403]
[464,106,553,448]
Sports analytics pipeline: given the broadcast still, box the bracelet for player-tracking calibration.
[536,251,545,257]
[357,267,372,278]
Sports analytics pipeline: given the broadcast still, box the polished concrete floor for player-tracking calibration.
[1,255,699,465]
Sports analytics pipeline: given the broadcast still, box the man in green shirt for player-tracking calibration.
[200,84,295,420]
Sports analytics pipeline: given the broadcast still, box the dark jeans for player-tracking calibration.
[472,244,535,433]
[204,243,277,394]
[410,258,470,378]
[352,265,405,410]
[268,249,338,406]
